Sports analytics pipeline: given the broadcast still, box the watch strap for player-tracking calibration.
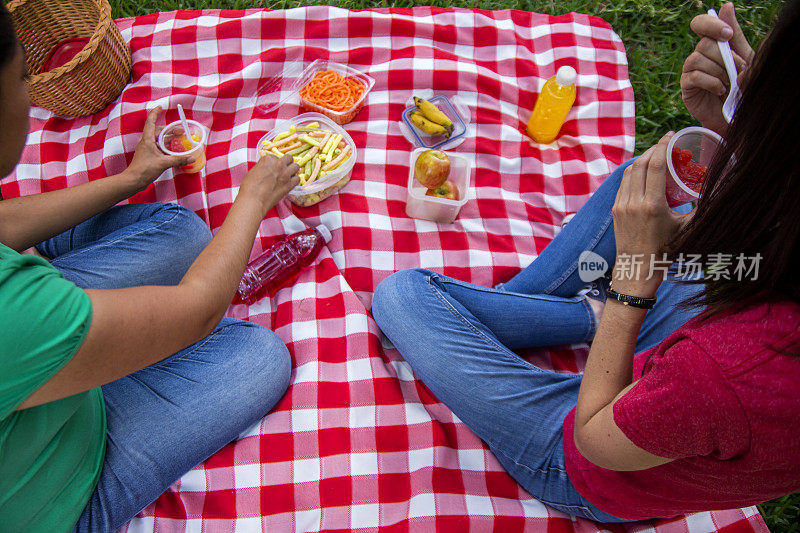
[606,287,656,309]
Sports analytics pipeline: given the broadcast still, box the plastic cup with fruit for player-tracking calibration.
[665,126,723,207]
[406,148,470,224]
[256,112,357,207]
[158,119,208,174]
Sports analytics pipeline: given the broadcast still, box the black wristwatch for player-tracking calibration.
[606,283,656,309]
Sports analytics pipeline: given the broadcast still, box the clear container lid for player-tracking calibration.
[253,61,308,116]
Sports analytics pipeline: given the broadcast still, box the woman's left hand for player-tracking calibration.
[612,133,693,295]
[125,106,194,191]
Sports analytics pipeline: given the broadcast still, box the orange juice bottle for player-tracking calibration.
[526,66,577,144]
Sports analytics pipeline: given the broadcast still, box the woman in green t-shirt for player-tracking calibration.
[0,5,299,531]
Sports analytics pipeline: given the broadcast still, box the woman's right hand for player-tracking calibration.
[239,153,300,214]
[681,2,754,135]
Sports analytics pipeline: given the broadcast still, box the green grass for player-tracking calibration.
[107,0,794,530]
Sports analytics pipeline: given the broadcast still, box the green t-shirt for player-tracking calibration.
[0,243,105,532]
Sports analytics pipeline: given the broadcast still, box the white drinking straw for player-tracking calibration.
[177,104,199,147]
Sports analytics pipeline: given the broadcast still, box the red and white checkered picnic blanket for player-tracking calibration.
[3,6,769,532]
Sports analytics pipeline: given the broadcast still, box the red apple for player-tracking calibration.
[425,180,459,201]
[414,149,450,189]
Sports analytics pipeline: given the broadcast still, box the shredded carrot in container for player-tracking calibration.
[299,69,366,113]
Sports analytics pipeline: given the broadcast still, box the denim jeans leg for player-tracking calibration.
[497,159,704,350]
[424,274,597,349]
[500,159,635,297]
[37,203,211,289]
[45,203,291,530]
[73,318,291,532]
[424,161,634,348]
[372,269,626,521]
[371,161,704,522]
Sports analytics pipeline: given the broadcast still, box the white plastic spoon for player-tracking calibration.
[708,8,742,123]
[176,104,199,147]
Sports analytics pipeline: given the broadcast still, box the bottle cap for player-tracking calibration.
[555,66,577,86]
[315,224,332,243]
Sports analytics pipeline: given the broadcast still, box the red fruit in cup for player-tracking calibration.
[671,146,707,193]
[675,146,692,166]
[414,149,450,189]
[425,180,459,201]
[168,133,199,153]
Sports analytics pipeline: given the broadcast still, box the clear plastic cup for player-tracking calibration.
[665,126,722,207]
[158,119,208,174]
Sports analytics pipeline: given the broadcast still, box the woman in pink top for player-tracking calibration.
[373,1,800,522]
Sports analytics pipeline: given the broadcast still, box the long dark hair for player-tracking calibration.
[0,2,16,74]
[669,0,800,318]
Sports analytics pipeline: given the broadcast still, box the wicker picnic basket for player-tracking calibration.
[7,0,131,117]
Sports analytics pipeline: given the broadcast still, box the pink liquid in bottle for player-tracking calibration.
[236,225,332,304]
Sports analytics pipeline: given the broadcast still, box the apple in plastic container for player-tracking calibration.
[414,149,450,189]
[425,180,459,201]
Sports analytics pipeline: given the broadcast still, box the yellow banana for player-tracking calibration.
[413,97,454,133]
[408,111,449,137]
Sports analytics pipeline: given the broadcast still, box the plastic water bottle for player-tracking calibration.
[526,65,577,144]
[236,225,332,303]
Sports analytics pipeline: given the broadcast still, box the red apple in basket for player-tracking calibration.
[426,180,460,201]
[414,149,450,189]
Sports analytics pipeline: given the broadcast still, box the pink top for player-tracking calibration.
[563,299,800,520]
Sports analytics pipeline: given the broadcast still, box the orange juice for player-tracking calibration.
[526,66,577,144]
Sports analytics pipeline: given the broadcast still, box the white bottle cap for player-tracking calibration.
[555,66,577,86]
[315,224,332,243]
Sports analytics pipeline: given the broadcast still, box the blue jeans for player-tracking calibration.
[372,160,703,522]
[36,203,292,532]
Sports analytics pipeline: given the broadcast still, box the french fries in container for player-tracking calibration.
[257,112,357,207]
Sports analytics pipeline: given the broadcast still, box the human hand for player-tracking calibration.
[239,153,300,214]
[681,2,754,135]
[125,106,194,191]
[611,133,693,297]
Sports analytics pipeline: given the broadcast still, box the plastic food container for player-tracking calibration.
[158,119,208,174]
[400,94,469,150]
[257,112,357,207]
[254,59,374,125]
[665,126,722,207]
[297,59,375,124]
[405,148,471,223]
